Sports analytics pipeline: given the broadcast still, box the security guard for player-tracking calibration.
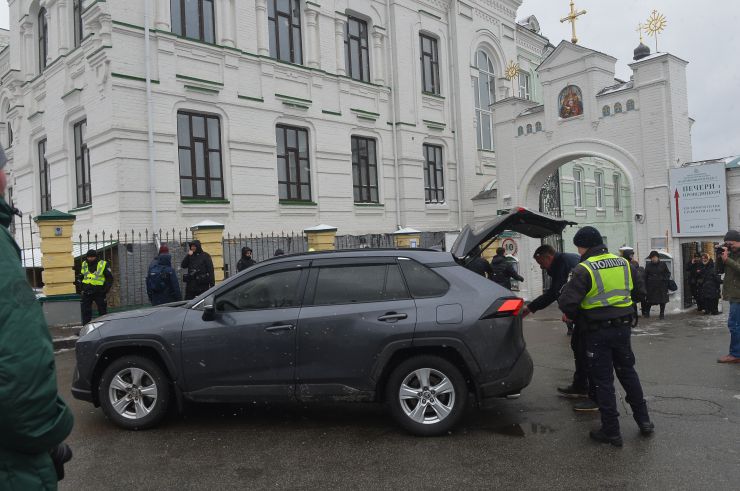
[79,249,113,325]
[558,227,654,447]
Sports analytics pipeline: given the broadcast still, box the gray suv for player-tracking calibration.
[72,209,572,436]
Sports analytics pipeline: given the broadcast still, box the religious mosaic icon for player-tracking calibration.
[559,85,583,119]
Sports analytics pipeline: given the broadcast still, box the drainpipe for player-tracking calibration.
[448,0,465,230]
[144,0,159,243]
[385,0,402,229]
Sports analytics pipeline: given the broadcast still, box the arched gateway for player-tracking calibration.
[479,41,692,300]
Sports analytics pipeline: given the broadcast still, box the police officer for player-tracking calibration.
[78,249,113,325]
[558,227,654,447]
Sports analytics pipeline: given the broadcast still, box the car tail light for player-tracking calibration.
[480,297,524,319]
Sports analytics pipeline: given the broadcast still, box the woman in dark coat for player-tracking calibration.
[643,250,671,319]
[699,253,722,315]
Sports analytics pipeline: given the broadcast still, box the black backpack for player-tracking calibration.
[147,264,170,294]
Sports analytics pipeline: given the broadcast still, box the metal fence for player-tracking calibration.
[17,225,453,309]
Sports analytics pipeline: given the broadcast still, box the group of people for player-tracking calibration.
[466,247,525,289]
[686,252,723,315]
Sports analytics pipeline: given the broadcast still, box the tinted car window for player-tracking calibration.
[217,269,301,311]
[398,259,449,298]
[312,264,410,305]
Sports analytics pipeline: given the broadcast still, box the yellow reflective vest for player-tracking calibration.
[81,260,107,287]
[578,253,633,310]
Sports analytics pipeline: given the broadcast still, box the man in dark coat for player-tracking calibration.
[236,246,256,272]
[78,249,114,325]
[643,250,671,319]
[523,245,584,397]
[686,253,704,312]
[621,247,646,320]
[0,148,74,488]
[465,247,494,279]
[181,240,215,300]
[490,247,524,290]
[699,253,721,315]
[146,253,182,306]
[558,226,653,446]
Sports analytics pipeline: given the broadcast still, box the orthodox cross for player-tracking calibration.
[636,23,645,44]
[645,10,668,52]
[560,1,587,44]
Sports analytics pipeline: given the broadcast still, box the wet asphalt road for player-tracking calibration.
[55,305,740,490]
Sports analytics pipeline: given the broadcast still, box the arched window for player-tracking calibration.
[38,8,48,72]
[535,122,542,132]
[517,126,524,137]
[558,85,583,119]
[602,105,611,117]
[526,124,533,134]
[474,50,496,150]
[614,102,623,114]
[626,99,635,111]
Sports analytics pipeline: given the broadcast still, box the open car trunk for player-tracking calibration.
[451,207,576,261]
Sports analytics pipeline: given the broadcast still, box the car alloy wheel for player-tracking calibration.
[387,355,467,436]
[398,368,456,425]
[98,355,170,430]
[108,367,159,420]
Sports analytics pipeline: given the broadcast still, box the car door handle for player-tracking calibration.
[264,324,295,333]
[377,313,408,323]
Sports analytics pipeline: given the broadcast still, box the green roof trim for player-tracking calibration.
[351,108,380,117]
[68,204,92,214]
[38,294,82,303]
[322,110,342,116]
[237,95,264,102]
[112,72,161,84]
[181,198,230,205]
[34,209,77,222]
[423,119,446,130]
[86,45,112,60]
[28,111,45,120]
[184,85,220,94]
[280,200,318,207]
[62,88,83,99]
[275,93,313,104]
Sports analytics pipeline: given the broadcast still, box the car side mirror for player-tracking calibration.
[202,295,217,322]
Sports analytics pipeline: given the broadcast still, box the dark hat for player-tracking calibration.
[573,226,603,248]
[159,244,169,254]
[274,249,285,256]
[724,230,740,242]
[85,249,98,257]
[648,250,660,259]
[242,246,252,254]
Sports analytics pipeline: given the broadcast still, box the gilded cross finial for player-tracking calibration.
[560,0,587,44]
[636,23,645,44]
[645,9,668,52]
[504,60,521,96]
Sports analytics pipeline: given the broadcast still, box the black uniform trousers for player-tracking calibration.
[585,321,650,437]
[570,323,590,395]
[81,290,107,325]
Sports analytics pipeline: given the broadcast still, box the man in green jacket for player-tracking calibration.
[0,148,74,489]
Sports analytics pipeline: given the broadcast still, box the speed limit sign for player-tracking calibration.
[501,238,518,256]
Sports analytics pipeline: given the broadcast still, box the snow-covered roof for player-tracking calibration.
[597,81,634,96]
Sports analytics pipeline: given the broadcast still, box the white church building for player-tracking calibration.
[2,0,705,302]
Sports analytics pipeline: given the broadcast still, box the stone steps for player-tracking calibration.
[51,325,81,352]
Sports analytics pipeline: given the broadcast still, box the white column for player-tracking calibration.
[372,28,385,85]
[22,23,35,80]
[334,16,346,76]
[219,0,235,47]
[155,0,170,30]
[305,7,319,68]
[255,0,269,56]
[57,0,69,55]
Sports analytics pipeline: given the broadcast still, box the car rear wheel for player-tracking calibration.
[98,356,170,430]
[386,355,467,436]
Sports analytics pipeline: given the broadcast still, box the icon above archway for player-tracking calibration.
[559,85,583,119]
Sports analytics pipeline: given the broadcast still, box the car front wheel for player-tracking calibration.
[98,356,171,430]
[386,355,467,436]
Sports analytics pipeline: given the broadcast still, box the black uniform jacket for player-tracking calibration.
[558,245,644,322]
[528,252,580,313]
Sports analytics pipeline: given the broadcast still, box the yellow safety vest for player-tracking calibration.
[81,260,108,287]
[578,253,633,310]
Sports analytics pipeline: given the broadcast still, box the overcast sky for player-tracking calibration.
[0,2,736,161]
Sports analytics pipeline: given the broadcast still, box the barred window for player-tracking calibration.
[177,111,224,199]
[268,0,303,64]
[420,34,440,95]
[423,144,444,204]
[171,0,215,43]
[39,139,51,213]
[276,125,311,201]
[351,136,378,203]
[74,120,91,207]
[345,16,370,82]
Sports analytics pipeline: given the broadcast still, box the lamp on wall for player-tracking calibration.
[634,213,645,223]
